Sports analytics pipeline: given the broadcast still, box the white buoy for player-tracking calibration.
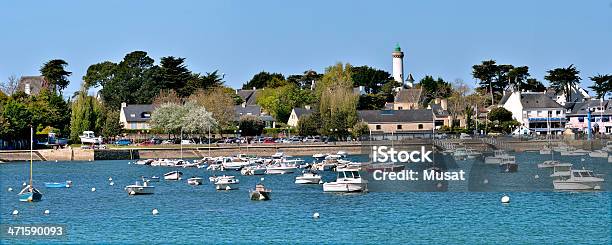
[12,210,19,215]
[581,158,585,162]
[108,177,113,181]
[44,210,50,215]
[109,182,114,186]
[436,182,443,188]
[22,182,26,186]
[8,187,13,192]
[260,177,265,181]
[55,160,58,162]
[483,179,489,184]
[313,212,320,219]
[534,174,539,179]
[152,208,159,215]
[501,195,510,204]
[88,159,92,162]
[91,187,96,192]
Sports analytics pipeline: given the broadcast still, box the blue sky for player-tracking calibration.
[1,0,611,96]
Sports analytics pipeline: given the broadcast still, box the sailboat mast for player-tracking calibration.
[30,126,33,186]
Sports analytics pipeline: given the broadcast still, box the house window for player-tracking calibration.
[142,112,151,118]
[418,124,423,129]
[603,117,610,122]
[131,122,137,129]
[397,125,402,130]
[398,107,403,110]
[578,117,584,122]
[130,113,136,118]
[376,125,381,130]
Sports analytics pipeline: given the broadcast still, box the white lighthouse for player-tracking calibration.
[392,43,407,87]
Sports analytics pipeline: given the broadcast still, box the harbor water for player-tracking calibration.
[1,152,610,244]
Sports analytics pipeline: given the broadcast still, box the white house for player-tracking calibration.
[119,103,154,130]
[501,91,566,135]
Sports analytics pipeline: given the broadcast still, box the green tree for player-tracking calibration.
[524,78,546,92]
[545,64,581,102]
[101,109,123,138]
[588,74,612,99]
[242,71,285,89]
[1,99,33,139]
[351,121,370,140]
[350,65,393,94]
[297,113,321,136]
[507,66,530,90]
[418,76,452,105]
[472,60,498,105]
[357,94,387,110]
[488,107,513,122]
[70,86,101,142]
[238,115,264,136]
[286,70,322,89]
[40,59,71,94]
[188,87,233,134]
[257,84,315,123]
[317,63,358,138]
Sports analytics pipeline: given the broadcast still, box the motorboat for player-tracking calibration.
[336,162,369,172]
[323,169,367,192]
[144,176,160,182]
[164,171,183,180]
[366,163,404,173]
[135,159,154,165]
[206,163,224,171]
[124,180,155,195]
[560,148,589,156]
[295,170,322,184]
[539,146,552,155]
[221,157,251,170]
[19,185,43,202]
[453,147,468,161]
[214,175,240,190]
[182,162,199,168]
[312,160,337,171]
[266,163,297,174]
[187,177,204,185]
[271,152,285,159]
[44,181,72,188]
[79,131,103,144]
[484,150,509,164]
[312,153,327,161]
[550,163,573,179]
[466,149,481,159]
[553,169,604,190]
[151,159,184,167]
[249,183,271,201]
[538,160,561,169]
[589,150,608,158]
[336,151,348,158]
[499,155,518,172]
[241,165,267,175]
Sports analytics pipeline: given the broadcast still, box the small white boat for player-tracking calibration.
[187,177,203,185]
[214,176,240,190]
[295,170,322,184]
[484,150,509,164]
[538,160,561,169]
[241,165,267,175]
[336,151,348,158]
[271,152,285,159]
[589,150,608,158]
[79,131,102,144]
[312,153,327,160]
[124,181,155,195]
[135,159,154,165]
[266,163,297,174]
[221,157,251,170]
[453,147,468,161]
[144,176,160,182]
[466,149,481,159]
[164,171,183,180]
[539,146,552,155]
[560,148,589,156]
[249,183,271,201]
[553,169,604,190]
[323,169,367,192]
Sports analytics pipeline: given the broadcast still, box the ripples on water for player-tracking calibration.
[0,152,610,244]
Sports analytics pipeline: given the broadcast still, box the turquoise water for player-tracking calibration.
[1,153,610,244]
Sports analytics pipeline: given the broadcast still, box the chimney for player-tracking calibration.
[310,80,316,90]
[241,102,246,108]
[121,102,127,108]
[440,99,448,111]
[252,87,256,90]
[305,105,311,110]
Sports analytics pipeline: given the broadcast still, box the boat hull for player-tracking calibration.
[266,167,296,175]
[187,178,203,185]
[250,190,271,201]
[164,171,183,180]
[553,180,604,190]
[323,182,366,192]
[295,176,322,184]
[18,188,43,202]
[44,182,72,188]
[215,183,239,190]
[125,186,155,195]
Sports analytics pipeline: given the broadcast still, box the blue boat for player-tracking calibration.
[45,181,73,188]
[18,186,43,202]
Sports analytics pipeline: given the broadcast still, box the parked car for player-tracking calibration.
[181,139,195,145]
[459,133,472,140]
[115,139,132,146]
[303,136,321,142]
[161,140,174,145]
[263,137,275,144]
